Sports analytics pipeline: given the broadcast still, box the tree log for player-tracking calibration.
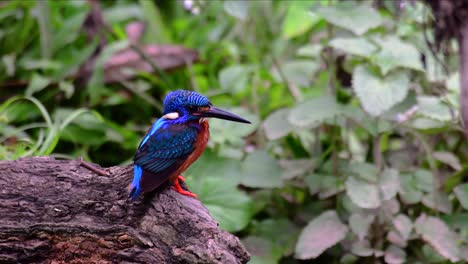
[0,157,250,264]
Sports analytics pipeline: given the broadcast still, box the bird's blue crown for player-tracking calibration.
[163,90,211,115]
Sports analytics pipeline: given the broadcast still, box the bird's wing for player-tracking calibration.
[131,121,198,196]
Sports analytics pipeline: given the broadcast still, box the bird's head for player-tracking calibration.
[161,90,251,124]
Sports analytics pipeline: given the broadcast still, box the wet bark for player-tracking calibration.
[0,157,249,264]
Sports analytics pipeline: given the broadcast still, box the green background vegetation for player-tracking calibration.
[1,0,467,263]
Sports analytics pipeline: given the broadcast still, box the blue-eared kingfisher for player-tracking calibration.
[129,90,251,200]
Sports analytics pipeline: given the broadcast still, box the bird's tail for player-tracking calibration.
[129,165,143,201]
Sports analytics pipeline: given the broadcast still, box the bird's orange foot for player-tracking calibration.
[172,175,197,198]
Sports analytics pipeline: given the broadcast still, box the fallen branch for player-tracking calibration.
[0,157,249,264]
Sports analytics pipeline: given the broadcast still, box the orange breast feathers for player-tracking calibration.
[170,120,210,181]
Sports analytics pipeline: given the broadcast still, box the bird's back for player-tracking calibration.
[131,119,209,198]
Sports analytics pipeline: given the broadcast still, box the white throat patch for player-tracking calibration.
[163,112,180,120]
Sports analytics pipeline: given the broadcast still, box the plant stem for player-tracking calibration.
[36,0,52,59]
[373,134,382,172]
[326,23,336,96]
[272,56,302,101]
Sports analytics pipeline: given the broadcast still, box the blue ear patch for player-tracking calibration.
[129,165,143,200]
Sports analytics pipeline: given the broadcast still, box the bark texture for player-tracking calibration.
[0,157,250,264]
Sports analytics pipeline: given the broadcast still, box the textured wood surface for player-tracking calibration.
[0,157,249,264]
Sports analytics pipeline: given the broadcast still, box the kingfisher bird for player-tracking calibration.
[129,90,250,200]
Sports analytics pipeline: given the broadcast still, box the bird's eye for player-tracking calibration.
[188,106,198,112]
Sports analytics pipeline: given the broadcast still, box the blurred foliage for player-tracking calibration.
[1,0,467,263]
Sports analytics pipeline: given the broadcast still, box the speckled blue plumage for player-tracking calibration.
[129,90,210,200]
[163,90,210,117]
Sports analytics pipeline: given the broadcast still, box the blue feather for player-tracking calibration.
[130,122,199,200]
[139,118,165,148]
[129,165,143,200]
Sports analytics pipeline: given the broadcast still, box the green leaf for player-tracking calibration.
[58,81,74,99]
[318,174,345,199]
[224,0,249,21]
[415,214,460,262]
[242,236,281,264]
[297,44,323,58]
[56,109,106,146]
[279,159,314,180]
[409,117,448,131]
[387,231,407,248]
[372,36,424,74]
[251,218,299,257]
[346,176,380,209]
[446,72,460,93]
[349,162,378,182]
[345,108,393,136]
[422,244,447,263]
[272,60,319,87]
[379,168,400,201]
[340,253,358,264]
[393,214,413,241]
[103,4,143,23]
[424,50,448,82]
[414,169,434,192]
[353,65,410,116]
[263,108,294,140]
[398,173,423,204]
[350,240,374,257]
[440,213,468,232]
[433,151,462,171]
[316,2,383,35]
[25,73,51,97]
[139,0,171,43]
[20,58,61,71]
[186,149,242,185]
[385,245,406,264]
[417,96,452,121]
[349,213,375,240]
[454,183,468,210]
[61,125,106,146]
[282,1,321,39]
[329,37,377,58]
[241,150,283,188]
[381,199,400,217]
[305,173,321,196]
[53,38,99,80]
[422,191,452,214]
[2,54,15,76]
[88,40,128,105]
[36,0,52,59]
[186,176,254,232]
[51,10,88,54]
[295,210,348,259]
[218,65,251,94]
[209,107,259,146]
[289,95,344,128]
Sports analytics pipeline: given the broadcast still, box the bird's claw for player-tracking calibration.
[172,175,198,198]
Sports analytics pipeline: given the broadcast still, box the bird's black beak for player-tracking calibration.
[197,107,251,124]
